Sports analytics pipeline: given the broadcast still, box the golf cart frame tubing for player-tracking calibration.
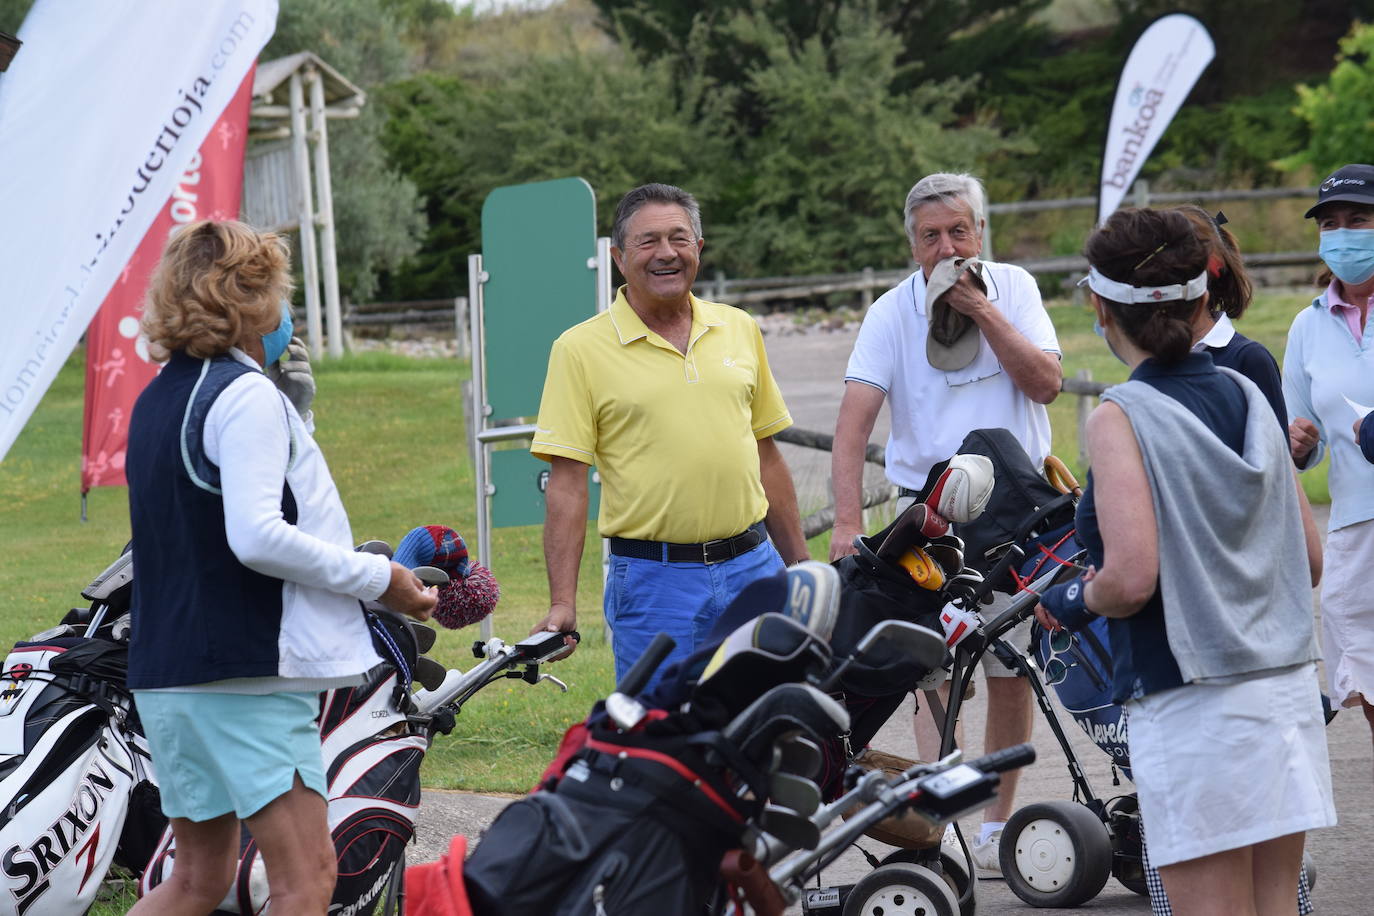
[934,552,1108,817]
[467,241,612,641]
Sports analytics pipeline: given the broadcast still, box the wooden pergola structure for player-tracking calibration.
[244,52,364,359]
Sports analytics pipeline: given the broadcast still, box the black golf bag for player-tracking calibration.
[446,573,849,916]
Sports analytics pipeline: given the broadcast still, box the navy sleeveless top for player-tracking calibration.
[126,352,298,689]
[1075,352,1247,702]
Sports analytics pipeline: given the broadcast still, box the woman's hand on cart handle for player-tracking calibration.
[1034,565,1095,632]
[381,561,439,621]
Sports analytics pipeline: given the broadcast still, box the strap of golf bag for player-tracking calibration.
[366,610,414,712]
[974,491,1076,601]
[581,737,751,830]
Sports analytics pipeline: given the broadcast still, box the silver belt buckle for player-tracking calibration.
[702,537,729,565]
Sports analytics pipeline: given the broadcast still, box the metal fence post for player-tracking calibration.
[453,296,470,360]
[1076,368,1093,469]
[713,270,727,303]
[1132,179,1150,209]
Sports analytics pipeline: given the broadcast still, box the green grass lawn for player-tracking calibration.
[0,288,1330,805]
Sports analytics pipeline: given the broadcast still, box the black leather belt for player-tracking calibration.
[609,522,767,565]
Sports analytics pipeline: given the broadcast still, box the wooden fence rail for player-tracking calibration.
[350,183,1322,323]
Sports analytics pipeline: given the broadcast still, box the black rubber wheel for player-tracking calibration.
[876,849,975,916]
[1117,869,1149,897]
[999,801,1113,908]
[842,863,960,916]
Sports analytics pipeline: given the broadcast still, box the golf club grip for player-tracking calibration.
[967,742,1036,775]
[617,632,676,696]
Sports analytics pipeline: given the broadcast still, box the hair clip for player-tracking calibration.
[1212,210,1228,228]
[1133,241,1168,271]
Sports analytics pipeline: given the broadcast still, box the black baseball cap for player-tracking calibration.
[1305,164,1374,218]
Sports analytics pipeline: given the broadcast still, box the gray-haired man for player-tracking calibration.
[830,172,1063,876]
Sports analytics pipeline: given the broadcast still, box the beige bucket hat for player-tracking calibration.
[925,256,986,371]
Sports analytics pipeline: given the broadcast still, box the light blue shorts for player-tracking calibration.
[134,690,327,822]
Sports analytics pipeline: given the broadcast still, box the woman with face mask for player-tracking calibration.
[1282,164,1374,760]
[125,220,436,915]
[1038,208,1332,915]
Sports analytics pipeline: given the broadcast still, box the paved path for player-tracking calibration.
[414,326,1372,915]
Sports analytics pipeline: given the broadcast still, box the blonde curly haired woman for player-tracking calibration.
[126,220,434,915]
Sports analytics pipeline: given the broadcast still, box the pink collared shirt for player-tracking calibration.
[1326,280,1366,342]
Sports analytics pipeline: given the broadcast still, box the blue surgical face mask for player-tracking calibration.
[1093,313,1127,366]
[1318,228,1374,286]
[261,302,293,366]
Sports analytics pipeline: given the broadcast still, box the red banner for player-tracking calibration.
[81,68,256,492]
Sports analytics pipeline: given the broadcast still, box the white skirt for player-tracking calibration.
[1320,519,1374,708]
[1125,662,1336,868]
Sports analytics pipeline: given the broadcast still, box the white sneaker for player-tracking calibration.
[969,828,1003,879]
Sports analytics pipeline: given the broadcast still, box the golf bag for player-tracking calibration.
[427,574,849,916]
[140,610,427,915]
[0,635,161,916]
[931,428,1077,594]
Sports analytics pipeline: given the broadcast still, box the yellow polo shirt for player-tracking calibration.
[531,289,792,542]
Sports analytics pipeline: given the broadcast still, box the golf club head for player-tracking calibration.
[769,772,821,817]
[356,539,394,559]
[855,619,947,673]
[413,655,449,692]
[773,735,822,779]
[784,561,839,642]
[923,539,964,579]
[758,805,821,851]
[411,565,451,588]
[410,621,438,655]
[605,692,647,731]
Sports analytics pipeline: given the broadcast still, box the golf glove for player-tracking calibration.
[267,336,316,420]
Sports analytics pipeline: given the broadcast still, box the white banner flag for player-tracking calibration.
[1097,14,1214,225]
[0,0,278,462]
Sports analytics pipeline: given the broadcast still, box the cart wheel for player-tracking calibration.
[1000,801,1112,908]
[379,853,406,916]
[876,850,974,916]
[842,863,959,916]
[1116,869,1149,897]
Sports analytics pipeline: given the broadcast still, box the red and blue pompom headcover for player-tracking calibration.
[392,525,498,630]
[394,525,471,580]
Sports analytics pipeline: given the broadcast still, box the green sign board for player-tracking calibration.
[480,177,598,422]
[480,177,600,529]
[490,450,600,529]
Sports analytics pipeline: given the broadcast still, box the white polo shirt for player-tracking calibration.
[845,263,1060,489]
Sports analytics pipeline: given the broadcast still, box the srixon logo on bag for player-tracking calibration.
[3,758,118,914]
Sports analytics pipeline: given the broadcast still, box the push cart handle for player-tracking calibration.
[617,632,676,696]
[966,742,1036,775]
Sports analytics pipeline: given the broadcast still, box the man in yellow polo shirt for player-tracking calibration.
[530,182,809,686]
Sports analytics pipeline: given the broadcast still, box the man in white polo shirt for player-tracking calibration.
[830,172,1062,877]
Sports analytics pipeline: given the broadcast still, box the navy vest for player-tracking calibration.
[126,352,298,689]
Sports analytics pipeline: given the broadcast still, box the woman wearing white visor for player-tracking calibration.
[1038,208,1332,915]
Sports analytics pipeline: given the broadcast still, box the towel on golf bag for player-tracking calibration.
[924,429,1075,594]
[0,637,158,916]
[405,835,473,916]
